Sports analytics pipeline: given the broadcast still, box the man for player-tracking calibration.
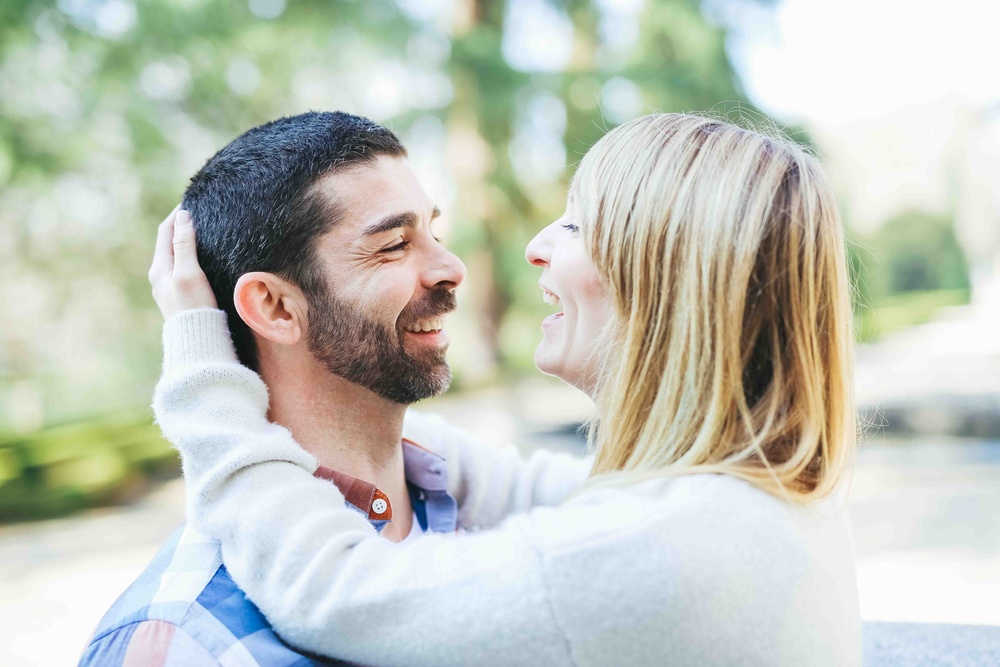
[79,112,587,666]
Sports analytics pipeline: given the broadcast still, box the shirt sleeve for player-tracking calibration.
[151,310,574,666]
[404,410,592,529]
[80,620,222,667]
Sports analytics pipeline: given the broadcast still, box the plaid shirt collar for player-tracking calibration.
[314,438,449,524]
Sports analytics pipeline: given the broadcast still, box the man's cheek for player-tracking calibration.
[354,276,411,313]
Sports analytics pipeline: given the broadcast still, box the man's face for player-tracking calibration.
[305,156,467,404]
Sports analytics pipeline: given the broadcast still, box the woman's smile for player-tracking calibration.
[526,211,613,395]
[541,285,564,326]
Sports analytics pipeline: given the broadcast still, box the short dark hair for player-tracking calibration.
[182,111,406,369]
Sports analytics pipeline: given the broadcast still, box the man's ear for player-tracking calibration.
[233,272,306,346]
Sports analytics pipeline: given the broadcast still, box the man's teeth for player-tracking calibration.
[404,318,444,333]
[542,290,561,307]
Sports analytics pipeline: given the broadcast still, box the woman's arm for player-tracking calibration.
[154,309,573,666]
[146,210,583,663]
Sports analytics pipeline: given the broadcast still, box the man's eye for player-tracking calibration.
[381,241,409,253]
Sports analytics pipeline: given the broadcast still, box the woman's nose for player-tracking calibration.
[525,224,552,267]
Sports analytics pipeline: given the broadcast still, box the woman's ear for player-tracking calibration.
[233,272,306,346]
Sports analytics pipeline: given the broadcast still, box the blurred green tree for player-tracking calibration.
[849,210,971,342]
[870,210,970,295]
[0,0,765,431]
[445,0,761,378]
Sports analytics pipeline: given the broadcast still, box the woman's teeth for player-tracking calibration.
[542,290,561,307]
[404,318,444,333]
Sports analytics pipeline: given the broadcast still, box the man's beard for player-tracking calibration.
[306,287,456,404]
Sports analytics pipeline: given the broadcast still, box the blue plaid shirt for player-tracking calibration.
[79,440,456,666]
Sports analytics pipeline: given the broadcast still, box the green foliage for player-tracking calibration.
[855,288,970,343]
[869,211,970,295]
[848,211,971,342]
[0,415,177,522]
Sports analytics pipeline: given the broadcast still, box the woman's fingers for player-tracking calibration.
[149,206,218,319]
[149,205,180,284]
[171,210,200,277]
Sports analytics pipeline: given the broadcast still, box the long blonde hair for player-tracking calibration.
[575,113,855,503]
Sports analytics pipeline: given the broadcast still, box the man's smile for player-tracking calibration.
[401,315,449,348]
[402,316,445,333]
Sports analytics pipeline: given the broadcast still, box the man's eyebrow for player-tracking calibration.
[364,211,418,236]
[363,206,442,236]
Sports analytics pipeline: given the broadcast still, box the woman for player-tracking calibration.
[150,113,860,666]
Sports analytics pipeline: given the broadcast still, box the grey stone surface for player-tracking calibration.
[864,622,1000,666]
[857,304,1000,438]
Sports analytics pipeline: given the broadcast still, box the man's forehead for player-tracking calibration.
[314,157,433,235]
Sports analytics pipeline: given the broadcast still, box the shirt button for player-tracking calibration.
[372,498,388,515]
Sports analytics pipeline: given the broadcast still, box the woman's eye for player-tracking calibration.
[381,241,409,254]
[561,223,579,233]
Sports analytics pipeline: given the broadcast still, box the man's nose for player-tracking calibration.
[425,244,467,290]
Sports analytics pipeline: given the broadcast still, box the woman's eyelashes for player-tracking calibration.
[561,223,579,233]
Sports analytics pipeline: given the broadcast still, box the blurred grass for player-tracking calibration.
[0,415,178,523]
[856,288,970,343]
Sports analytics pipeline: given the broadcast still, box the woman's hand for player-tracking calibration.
[148,206,218,319]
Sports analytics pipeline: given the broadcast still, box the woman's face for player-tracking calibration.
[525,202,613,396]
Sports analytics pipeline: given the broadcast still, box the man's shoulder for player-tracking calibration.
[81,525,269,664]
[81,525,342,665]
[87,525,223,635]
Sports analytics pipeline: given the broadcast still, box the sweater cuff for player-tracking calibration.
[163,309,240,370]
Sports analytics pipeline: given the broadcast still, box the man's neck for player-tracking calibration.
[259,351,413,542]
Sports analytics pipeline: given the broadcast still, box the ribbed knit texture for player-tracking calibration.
[153,310,862,667]
[162,308,240,369]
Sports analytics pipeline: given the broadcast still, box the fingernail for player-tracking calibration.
[176,210,191,227]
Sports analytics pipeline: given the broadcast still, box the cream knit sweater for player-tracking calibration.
[154,309,861,667]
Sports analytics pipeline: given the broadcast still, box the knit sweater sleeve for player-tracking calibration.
[158,307,590,529]
[152,310,575,666]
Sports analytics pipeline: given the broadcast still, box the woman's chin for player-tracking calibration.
[533,346,562,380]
[533,346,586,392]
